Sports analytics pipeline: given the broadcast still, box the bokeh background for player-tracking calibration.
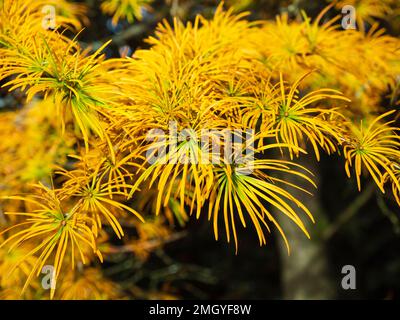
[1,0,400,300]
[79,0,400,300]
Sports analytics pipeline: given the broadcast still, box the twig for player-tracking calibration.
[322,182,376,241]
[0,205,7,226]
[377,193,400,235]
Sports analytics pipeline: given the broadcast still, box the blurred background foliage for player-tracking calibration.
[1,0,399,300]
